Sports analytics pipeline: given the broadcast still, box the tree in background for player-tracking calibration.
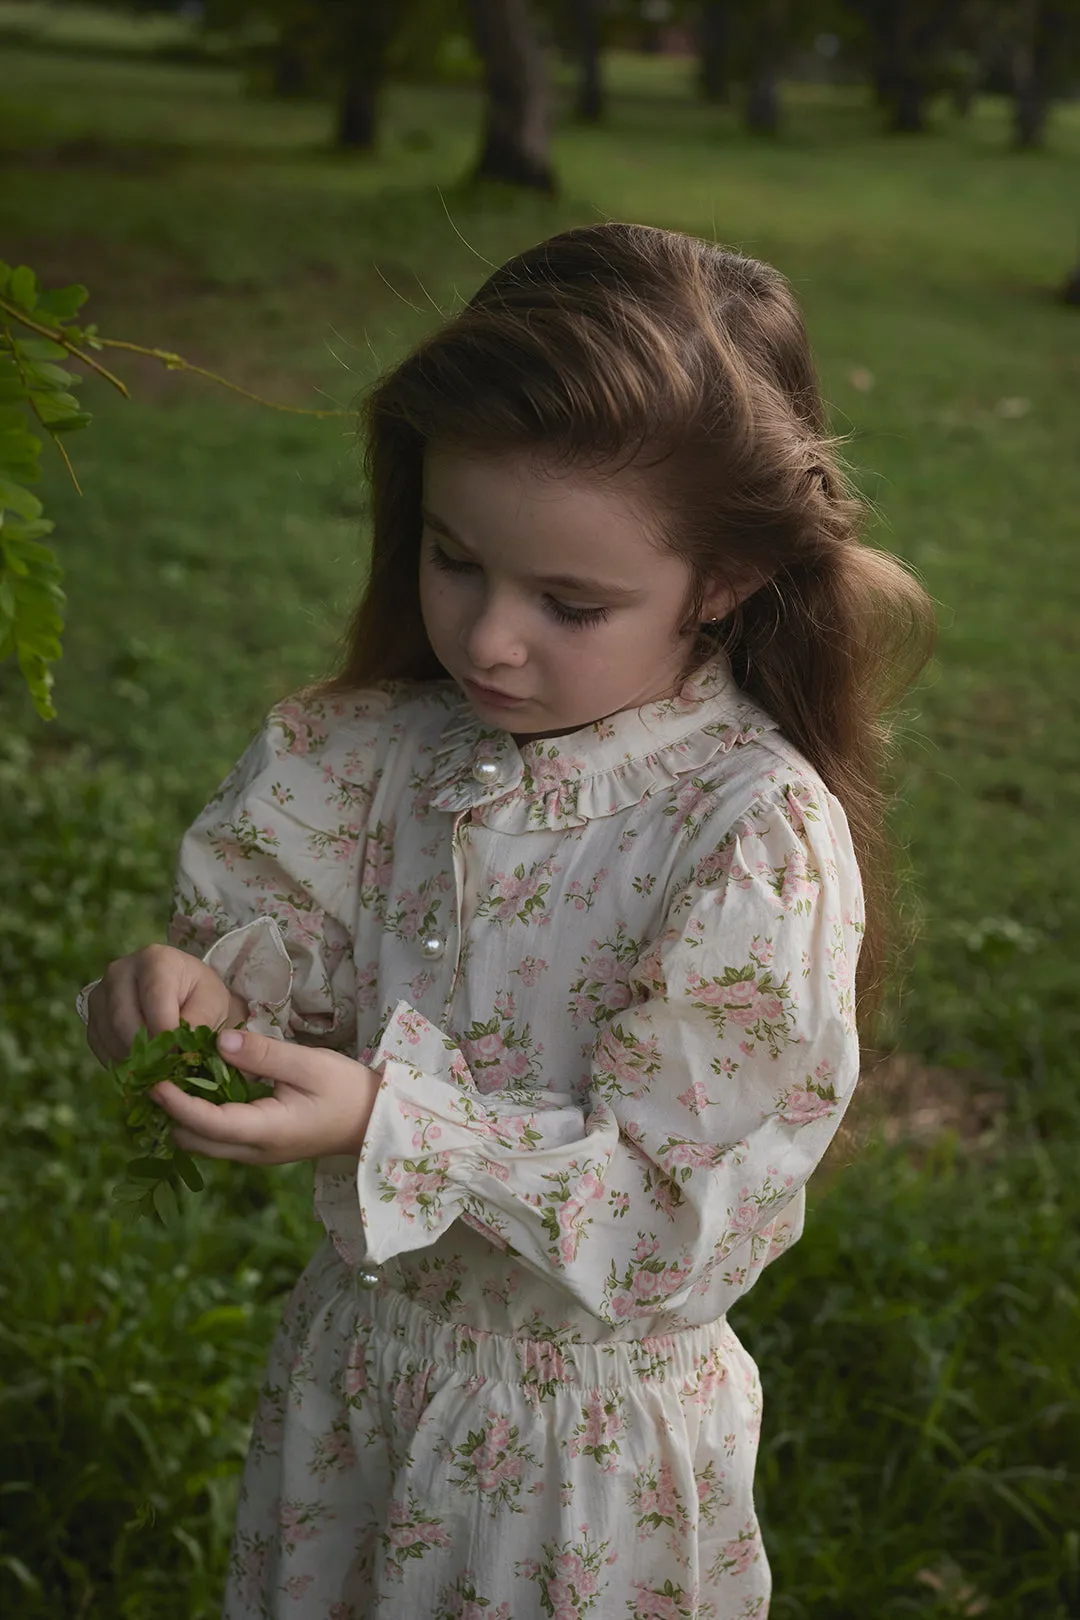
[847,0,966,131]
[182,0,1080,175]
[1009,0,1077,148]
[698,0,732,101]
[467,0,556,189]
[572,0,606,122]
[324,0,400,148]
[743,0,788,134]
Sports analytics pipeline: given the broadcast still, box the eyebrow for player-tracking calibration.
[421,510,643,600]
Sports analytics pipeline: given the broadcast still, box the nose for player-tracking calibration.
[459,591,527,671]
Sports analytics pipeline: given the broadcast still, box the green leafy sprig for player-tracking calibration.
[0,259,350,722]
[109,1020,265,1224]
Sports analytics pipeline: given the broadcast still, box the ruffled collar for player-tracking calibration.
[425,655,778,832]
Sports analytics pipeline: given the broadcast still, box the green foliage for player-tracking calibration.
[0,726,314,1619]
[0,262,92,719]
[110,1022,262,1224]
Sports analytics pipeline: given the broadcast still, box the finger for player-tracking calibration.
[150,1080,279,1148]
[180,985,234,1032]
[135,946,189,1038]
[170,1125,264,1164]
[95,977,150,1063]
[214,1029,309,1084]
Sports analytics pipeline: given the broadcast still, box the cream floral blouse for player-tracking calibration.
[162,654,864,1347]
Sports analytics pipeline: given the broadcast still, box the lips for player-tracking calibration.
[465,678,525,702]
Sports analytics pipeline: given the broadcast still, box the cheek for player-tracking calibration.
[418,567,455,630]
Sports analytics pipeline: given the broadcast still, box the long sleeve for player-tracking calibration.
[163,692,389,1048]
[357,783,863,1327]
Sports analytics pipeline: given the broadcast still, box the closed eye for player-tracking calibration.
[425,539,612,630]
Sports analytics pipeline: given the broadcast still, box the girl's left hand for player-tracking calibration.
[150,1029,381,1165]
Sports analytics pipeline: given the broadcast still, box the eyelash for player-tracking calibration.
[426,541,612,629]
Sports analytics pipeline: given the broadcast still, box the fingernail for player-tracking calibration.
[218,1031,243,1052]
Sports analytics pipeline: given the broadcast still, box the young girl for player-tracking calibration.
[82,223,933,1620]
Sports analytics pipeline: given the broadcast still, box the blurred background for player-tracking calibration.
[1,2,1078,1616]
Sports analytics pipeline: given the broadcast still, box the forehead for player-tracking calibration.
[422,446,677,580]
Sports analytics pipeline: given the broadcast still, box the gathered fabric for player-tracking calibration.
[225,1240,769,1619]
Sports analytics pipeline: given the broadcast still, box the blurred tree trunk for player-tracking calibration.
[467,0,555,190]
[1062,251,1080,306]
[329,3,399,150]
[573,0,604,122]
[745,0,785,134]
[1012,1,1064,149]
[698,0,730,102]
[272,29,313,98]
[861,0,957,133]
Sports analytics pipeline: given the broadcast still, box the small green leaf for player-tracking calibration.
[8,266,38,312]
[0,480,42,520]
[22,361,79,390]
[0,518,54,542]
[205,1054,230,1088]
[175,1153,205,1192]
[179,1073,218,1093]
[34,283,89,320]
[44,412,93,435]
[13,338,68,363]
[152,1179,179,1224]
[125,1157,173,1182]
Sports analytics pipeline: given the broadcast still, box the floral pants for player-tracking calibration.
[223,1243,770,1619]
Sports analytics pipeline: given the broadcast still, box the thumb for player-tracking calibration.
[215,1027,290,1078]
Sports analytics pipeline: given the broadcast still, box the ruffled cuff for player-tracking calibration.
[351,1001,583,1269]
[73,916,294,1040]
[202,916,293,1040]
[75,981,99,1026]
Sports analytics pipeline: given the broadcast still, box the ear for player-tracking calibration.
[699,576,758,622]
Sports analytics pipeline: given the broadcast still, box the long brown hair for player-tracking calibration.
[314,223,935,1035]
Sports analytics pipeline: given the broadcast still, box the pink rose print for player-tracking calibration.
[603,1234,696,1321]
[568,932,640,1028]
[567,1391,625,1471]
[666,776,719,837]
[278,1497,330,1554]
[775,1081,837,1125]
[434,1572,513,1620]
[512,955,549,988]
[778,846,820,912]
[231,1530,273,1607]
[630,1457,691,1545]
[515,1534,610,1618]
[627,1576,698,1620]
[708,1520,762,1582]
[446,1409,537,1513]
[309,1419,357,1481]
[685,965,796,1056]
[271,699,327,757]
[380,1490,452,1580]
[591,1021,663,1100]
[676,1079,711,1117]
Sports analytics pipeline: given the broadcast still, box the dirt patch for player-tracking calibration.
[825,1051,1008,1174]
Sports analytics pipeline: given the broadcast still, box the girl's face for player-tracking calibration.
[419,446,733,743]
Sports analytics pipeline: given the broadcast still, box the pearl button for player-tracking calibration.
[356,1266,381,1290]
[471,758,503,787]
[419,932,446,960]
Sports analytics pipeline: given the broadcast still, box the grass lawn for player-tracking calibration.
[1,30,1078,1619]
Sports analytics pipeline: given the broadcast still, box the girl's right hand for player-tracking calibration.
[85,944,246,1067]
